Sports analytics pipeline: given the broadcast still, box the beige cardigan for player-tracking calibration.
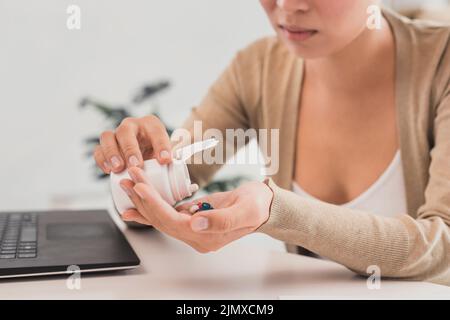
[181,9,450,285]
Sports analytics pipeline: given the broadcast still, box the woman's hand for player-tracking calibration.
[119,166,273,253]
[94,115,173,174]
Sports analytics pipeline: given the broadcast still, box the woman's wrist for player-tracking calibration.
[256,178,274,229]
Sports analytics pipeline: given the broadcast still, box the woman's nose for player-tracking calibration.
[276,0,309,13]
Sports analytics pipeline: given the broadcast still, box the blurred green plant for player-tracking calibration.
[79,80,249,192]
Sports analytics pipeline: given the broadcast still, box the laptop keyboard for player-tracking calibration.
[0,213,38,259]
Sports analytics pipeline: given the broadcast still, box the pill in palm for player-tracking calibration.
[201,202,212,210]
[189,202,214,214]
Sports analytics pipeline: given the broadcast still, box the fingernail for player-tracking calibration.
[103,161,111,171]
[160,150,170,160]
[128,169,138,182]
[120,184,132,196]
[134,187,145,199]
[192,217,208,231]
[111,156,121,169]
[189,204,200,214]
[129,155,140,167]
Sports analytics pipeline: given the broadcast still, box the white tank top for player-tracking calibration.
[292,150,408,217]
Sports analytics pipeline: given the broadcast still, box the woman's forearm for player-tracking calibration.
[257,178,450,286]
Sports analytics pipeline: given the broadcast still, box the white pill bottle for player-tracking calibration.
[110,139,218,215]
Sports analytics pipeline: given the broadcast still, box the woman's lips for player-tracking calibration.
[279,25,318,42]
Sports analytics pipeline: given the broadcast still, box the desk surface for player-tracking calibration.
[0,211,449,300]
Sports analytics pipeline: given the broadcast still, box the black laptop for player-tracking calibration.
[0,209,140,279]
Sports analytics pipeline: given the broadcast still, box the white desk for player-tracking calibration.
[0,211,449,300]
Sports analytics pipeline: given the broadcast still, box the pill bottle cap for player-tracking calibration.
[110,138,217,214]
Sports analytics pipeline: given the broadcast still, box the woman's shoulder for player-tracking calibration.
[401,15,450,38]
[224,36,300,114]
[233,36,299,70]
[386,8,449,59]
[231,36,300,89]
[402,15,450,57]
[385,7,450,36]
[387,9,450,101]
[407,18,450,101]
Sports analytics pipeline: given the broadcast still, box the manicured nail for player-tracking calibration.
[128,169,138,182]
[134,187,145,199]
[111,156,121,169]
[129,155,140,167]
[192,217,208,231]
[160,150,170,160]
[189,204,200,214]
[103,161,111,171]
[120,184,132,196]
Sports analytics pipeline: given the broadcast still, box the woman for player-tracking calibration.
[94,1,450,285]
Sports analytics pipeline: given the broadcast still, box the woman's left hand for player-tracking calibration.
[119,167,273,253]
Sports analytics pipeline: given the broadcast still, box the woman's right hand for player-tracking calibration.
[94,115,173,174]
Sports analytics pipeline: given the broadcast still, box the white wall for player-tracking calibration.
[385,0,449,11]
[0,0,273,211]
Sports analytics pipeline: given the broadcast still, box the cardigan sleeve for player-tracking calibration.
[257,91,450,286]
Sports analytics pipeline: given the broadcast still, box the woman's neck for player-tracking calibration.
[305,17,395,95]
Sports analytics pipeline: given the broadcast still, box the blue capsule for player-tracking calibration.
[201,202,212,211]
